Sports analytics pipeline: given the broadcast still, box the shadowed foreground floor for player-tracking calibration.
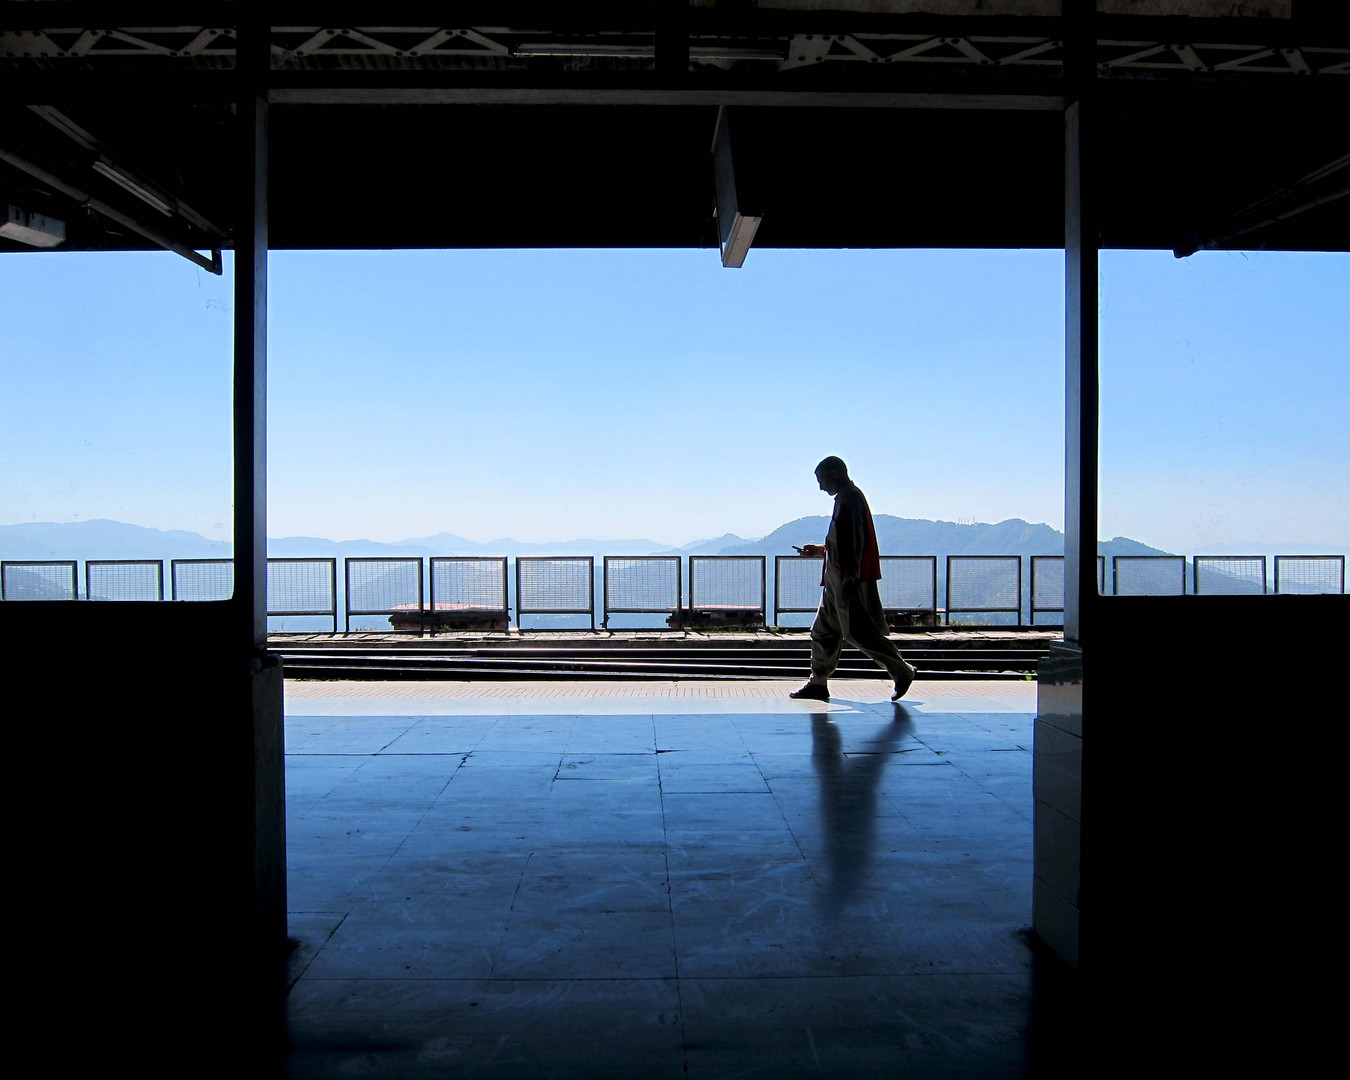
[283,679,1078,1079]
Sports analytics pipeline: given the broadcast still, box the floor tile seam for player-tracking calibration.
[286,751,385,757]
[673,970,1027,981]
[375,761,473,873]
[488,852,537,978]
[927,757,1034,824]
[285,752,381,758]
[653,720,692,1074]
[435,752,482,798]
[370,751,473,757]
[754,753,827,905]
[289,974,687,984]
[287,910,351,992]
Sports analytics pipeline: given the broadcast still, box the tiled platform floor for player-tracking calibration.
[284,678,1075,1078]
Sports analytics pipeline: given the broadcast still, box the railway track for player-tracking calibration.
[275,639,1054,681]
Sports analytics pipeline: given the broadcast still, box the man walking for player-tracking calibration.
[790,456,917,703]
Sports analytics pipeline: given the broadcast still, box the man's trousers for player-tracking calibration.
[809,568,914,686]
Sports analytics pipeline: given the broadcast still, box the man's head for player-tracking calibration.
[815,456,849,496]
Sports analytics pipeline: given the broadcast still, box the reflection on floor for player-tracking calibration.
[284,679,1076,1078]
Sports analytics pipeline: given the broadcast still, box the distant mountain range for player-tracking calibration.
[721,516,1169,561]
[0,516,1177,562]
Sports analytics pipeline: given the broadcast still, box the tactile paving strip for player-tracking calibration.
[285,678,1035,701]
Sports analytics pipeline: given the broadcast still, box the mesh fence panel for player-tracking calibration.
[1031,556,1065,612]
[1,561,76,600]
[1113,557,1185,596]
[775,556,823,613]
[604,557,679,613]
[878,556,937,611]
[947,556,1020,613]
[1030,557,1107,618]
[429,558,507,610]
[267,559,336,615]
[1194,556,1266,595]
[347,558,423,615]
[518,558,593,613]
[172,559,234,601]
[1274,555,1345,594]
[87,560,163,601]
[690,556,764,611]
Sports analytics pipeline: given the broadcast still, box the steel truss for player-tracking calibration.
[3,24,1346,80]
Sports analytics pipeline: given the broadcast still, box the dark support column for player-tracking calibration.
[235,90,268,650]
[1062,18,1099,650]
[233,19,287,1042]
[1033,6,1094,976]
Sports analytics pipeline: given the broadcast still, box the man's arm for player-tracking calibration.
[794,544,826,558]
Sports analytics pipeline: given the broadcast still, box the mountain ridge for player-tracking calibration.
[1,516,1182,561]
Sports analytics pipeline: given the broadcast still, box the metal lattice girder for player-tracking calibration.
[3,22,1346,79]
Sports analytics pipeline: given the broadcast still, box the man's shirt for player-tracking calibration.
[824,481,882,585]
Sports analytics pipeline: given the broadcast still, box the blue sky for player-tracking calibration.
[1,246,1345,552]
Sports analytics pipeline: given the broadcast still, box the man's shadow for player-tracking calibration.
[810,704,915,915]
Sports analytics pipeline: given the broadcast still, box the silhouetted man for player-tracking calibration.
[790,456,916,703]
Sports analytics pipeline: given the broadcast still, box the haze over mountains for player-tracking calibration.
[0,516,1178,561]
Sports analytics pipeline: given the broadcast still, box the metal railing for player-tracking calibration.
[946,555,1022,625]
[267,558,338,632]
[774,554,937,624]
[603,555,681,628]
[4,551,1344,632]
[879,555,940,618]
[773,555,824,624]
[345,556,423,633]
[86,559,164,601]
[690,555,766,625]
[171,558,234,601]
[516,556,595,631]
[428,556,509,634]
[1193,555,1267,596]
[0,560,77,601]
[1029,556,1106,625]
[1113,555,1187,596]
[1273,555,1345,595]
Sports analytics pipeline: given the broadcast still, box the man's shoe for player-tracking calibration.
[790,683,830,702]
[891,666,916,701]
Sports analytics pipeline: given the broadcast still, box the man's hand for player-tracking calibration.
[841,577,857,605]
[795,544,826,559]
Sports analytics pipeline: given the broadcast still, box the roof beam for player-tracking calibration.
[711,105,759,269]
[0,144,221,271]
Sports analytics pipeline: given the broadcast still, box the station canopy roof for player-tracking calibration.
[1,3,1346,261]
